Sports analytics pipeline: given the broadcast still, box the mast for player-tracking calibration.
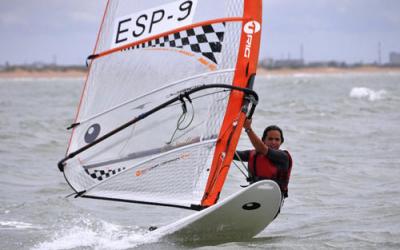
[201,0,262,207]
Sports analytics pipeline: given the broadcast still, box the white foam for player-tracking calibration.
[0,221,41,230]
[349,87,387,101]
[32,219,157,250]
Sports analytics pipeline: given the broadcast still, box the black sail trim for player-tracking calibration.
[81,195,204,211]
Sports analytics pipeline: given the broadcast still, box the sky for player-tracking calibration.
[1,0,399,65]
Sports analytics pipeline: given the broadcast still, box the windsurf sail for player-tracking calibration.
[59,0,262,210]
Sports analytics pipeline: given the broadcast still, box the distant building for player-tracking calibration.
[389,52,400,65]
[260,58,304,68]
[0,61,10,71]
[259,58,274,68]
[273,59,304,68]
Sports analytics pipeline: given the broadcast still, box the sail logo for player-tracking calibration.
[244,21,261,35]
[243,21,261,58]
[111,0,198,48]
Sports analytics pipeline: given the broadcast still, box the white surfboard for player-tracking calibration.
[151,180,282,243]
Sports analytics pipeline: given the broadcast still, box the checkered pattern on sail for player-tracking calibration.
[123,23,225,64]
[85,167,126,181]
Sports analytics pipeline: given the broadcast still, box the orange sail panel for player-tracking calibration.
[201,0,262,207]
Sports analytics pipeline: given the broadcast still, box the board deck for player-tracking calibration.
[150,180,282,243]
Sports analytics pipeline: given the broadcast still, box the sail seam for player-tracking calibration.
[83,138,217,170]
[90,17,245,60]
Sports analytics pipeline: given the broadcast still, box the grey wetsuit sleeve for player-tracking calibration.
[266,149,289,170]
[233,150,251,162]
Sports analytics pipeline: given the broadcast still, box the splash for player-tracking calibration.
[350,87,387,101]
[32,218,158,250]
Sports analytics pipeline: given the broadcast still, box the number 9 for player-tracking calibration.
[178,1,193,21]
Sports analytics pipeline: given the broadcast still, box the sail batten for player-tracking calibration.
[90,17,245,61]
[60,0,262,210]
[83,138,218,170]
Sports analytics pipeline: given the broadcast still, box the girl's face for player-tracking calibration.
[263,130,282,150]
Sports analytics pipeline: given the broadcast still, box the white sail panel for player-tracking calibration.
[85,141,215,208]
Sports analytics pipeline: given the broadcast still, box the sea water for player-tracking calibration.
[1,72,399,249]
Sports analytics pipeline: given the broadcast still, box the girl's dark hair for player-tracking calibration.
[262,125,284,143]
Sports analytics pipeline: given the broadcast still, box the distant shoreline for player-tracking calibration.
[1,66,400,79]
[258,66,400,76]
[0,69,87,79]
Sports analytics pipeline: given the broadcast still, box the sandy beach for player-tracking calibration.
[1,66,400,79]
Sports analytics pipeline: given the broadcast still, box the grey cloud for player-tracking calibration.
[1,0,399,64]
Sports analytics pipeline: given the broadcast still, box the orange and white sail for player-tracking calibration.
[59,0,262,210]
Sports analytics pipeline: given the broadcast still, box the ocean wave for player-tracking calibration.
[0,220,42,230]
[349,87,387,101]
[31,218,156,250]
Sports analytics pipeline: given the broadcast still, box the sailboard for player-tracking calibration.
[153,180,282,243]
[58,0,268,241]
